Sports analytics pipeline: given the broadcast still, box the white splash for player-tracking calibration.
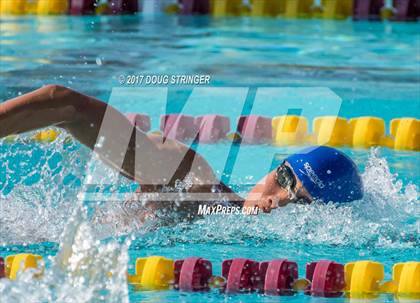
[0,196,130,303]
[0,137,418,302]
[1,132,131,302]
[130,148,419,249]
[0,132,133,245]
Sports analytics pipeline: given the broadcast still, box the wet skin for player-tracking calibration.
[243,162,313,213]
[0,85,311,219]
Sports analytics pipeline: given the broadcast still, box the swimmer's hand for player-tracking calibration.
[0,85,78,138]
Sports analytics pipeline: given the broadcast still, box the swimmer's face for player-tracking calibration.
[243,162,312,213]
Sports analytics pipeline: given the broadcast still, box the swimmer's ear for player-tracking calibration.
[226,132,242,143]
[292,278,311,291]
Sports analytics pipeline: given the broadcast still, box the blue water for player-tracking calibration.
[0,15,419,303]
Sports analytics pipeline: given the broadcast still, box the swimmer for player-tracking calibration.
[0,85,363,220]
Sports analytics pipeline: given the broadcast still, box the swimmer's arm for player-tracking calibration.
[0,85,246,196]
[0,85,167,184]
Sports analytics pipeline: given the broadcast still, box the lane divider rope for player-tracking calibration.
[4,114,418,151]
[1,254,418,299]
[0,1,416,22]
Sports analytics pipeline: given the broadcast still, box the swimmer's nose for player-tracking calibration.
[260,197,279,213]
[269,197,280,209]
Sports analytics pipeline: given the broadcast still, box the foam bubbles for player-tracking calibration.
[129,148,419,250]
[0,136,418,302]
[0,207,130,303]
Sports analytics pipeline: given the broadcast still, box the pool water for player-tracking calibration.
[0,15,419,303]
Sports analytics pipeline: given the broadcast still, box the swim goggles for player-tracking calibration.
[276,161,312,204]
[276,161,296,190]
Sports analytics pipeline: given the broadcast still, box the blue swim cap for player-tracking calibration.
[286,146,363,203]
